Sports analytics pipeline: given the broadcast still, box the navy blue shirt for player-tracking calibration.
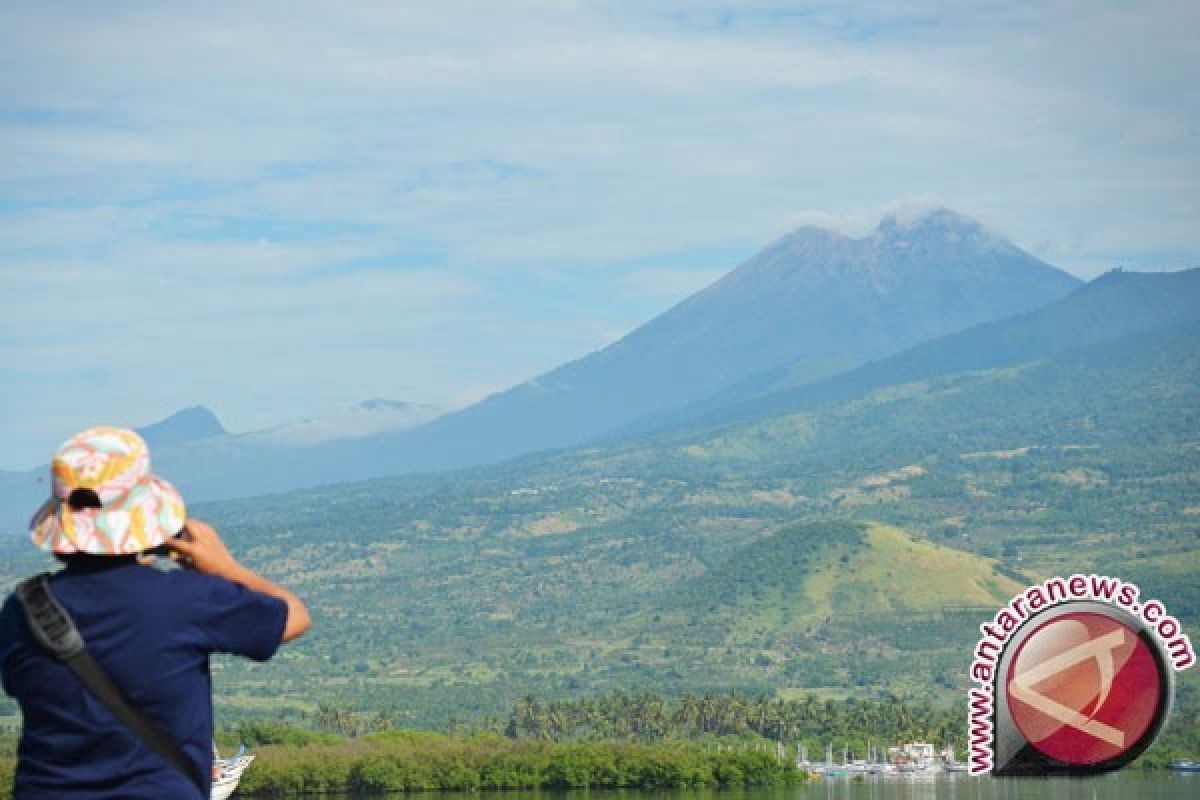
[0,560,288,799]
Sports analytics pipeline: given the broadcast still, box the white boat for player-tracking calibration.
[211,746,255,800]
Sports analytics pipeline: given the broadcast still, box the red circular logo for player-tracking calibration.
[1006,611,1163,765]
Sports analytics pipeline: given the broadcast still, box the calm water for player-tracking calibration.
[310,773,1195,800]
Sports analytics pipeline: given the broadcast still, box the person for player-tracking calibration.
[0,426,311,799]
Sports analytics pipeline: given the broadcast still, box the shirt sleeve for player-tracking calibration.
[192,575,289,662]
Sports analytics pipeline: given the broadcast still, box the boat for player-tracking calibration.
[211,745,255,800]
[807,742,847,778]
[863,741,895,774]
[1169,759,1200,773]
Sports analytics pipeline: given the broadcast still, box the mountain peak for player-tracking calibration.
[777,224,849,245]
[716,207,1039,296]
[137,405,226,451]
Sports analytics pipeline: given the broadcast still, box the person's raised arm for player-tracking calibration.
[165,518,312,642]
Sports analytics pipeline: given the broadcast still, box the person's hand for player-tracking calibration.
[165,518,242,579]
[167,517,312,643]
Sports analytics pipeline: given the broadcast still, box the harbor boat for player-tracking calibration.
[211,745,255,800]
[863,742,894,774]
[809,742,847,778]
[889,741,939,774]
[1169,759,1200,772]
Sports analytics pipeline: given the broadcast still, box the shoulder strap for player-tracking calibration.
[16,574,208,793]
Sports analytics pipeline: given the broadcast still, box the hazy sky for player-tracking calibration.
[2,1,1198,468]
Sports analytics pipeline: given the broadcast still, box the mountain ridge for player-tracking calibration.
[618,266,1200,437]
[151,207,1078,500]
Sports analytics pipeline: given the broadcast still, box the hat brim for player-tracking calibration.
[30,476,186,556]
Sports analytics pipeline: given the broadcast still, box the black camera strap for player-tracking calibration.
[16,573,208,793]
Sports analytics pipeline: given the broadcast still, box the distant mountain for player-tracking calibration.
[136,405,226,450]
[0,406,228,537]
[0,396,451,533]
[370,208,1078,470]
[643,266,1200,433]
[138,209,1078,500]
[5,209,1084,505]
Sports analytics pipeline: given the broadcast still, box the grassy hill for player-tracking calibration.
[664,520,1023,623]
[806,523,1025,614]
[623,520,1030,698]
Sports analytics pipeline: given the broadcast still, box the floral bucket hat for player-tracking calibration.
[29,426,186,555]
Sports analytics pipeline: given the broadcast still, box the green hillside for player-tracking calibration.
[2,316,1195,730]
[196,321,1200,722]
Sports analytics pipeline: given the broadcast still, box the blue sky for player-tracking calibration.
[1,1,1198,468]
